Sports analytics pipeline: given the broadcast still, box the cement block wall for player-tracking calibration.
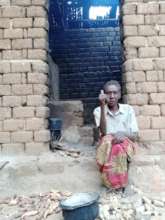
[123,0,165,141]
[0,0,50,154]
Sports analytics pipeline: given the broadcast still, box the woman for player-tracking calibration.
[93,80,138,189]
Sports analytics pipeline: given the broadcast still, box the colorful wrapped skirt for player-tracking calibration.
[96,134,136,189]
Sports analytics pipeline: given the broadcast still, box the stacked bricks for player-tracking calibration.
[0,0,50,154]
[123,0,165,141]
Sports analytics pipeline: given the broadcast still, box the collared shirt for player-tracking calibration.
[93,103,138,135]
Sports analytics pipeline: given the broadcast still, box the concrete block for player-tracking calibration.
[139,47,159,58]
[124,48,137,59]
[33,38,48,49]
[11,61,31,72]
[32,0,47,6]
[3,50,22,60]
[152,117,165,129]
[0,107,11,120]
[4,119,25,131]
[137,116,151,129]
[3,73,22,84]
[138,25,158,36]
[123,26,138,36]
[124,37,147,47]
[137,3,159,14]
[142,105,160,116]
[26,118,47,130]
[139,129,160,141]
[11,131,33,143]
[11,0,31,6]
[122,3,137,15]
[160,2,165,13]
[0,39,11,49]
[0,132,10,143]
[148,36,165,47]
[27,72,48,84]
[28,49,47,60]
[0,18,10,28]
[0,61,10,73]
[154,58,165,70]
[3,96,22,107]
[13,18,32,28]
[146,71,163,81]
[32,61,49,73]
[4,28,23,39]
[125,82,136,93]
[12,39,32,49]
[25,142,49,155]
[157,82,165,92]
[145,15,165,25]
[13,107,35,118]
[150,93,165,104]
[160,104,165,115]
[27,6,47,17]
[160,130,165,140]
[123,93,148,105]
[27,95,48,106]
[1,6,25,18]
[33,84,48,95]
[123,15,144,25]
[2,143,24,155]
[33,17,48,29]
[133,59,153,71]
[12,84,33,95]
[28,28,47,38]
[136,82,157,93]
[0,85,11,95]
[35,107,49,118]
[34,130,50,142]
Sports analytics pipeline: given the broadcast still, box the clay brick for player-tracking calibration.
[157,82,165,92]
[142,105,160,116]
[35,106,49,118]
[13,107,35,118]
[160,48,165,57]
[138,25,158,36]
[125,82,136,93]
[0,107,11,120]
[12,84,33,95]
[33,38,48,49]
[145,15,165,25]
[0,85,11,95]
[3,50,22,59]
[123,26,138,36]
[12,39,32,49]
[123,15,144,25]
[27,72,48,84]
[10,72,21,83]
[137,3,159,14]
[150,93,165,104]
[32,61,49,73]
[161,104,165,115]
[0,132,10,143]
[2,143,24,155]
[0,39,11,49]
[4,28,23,39]
[3,96,22,107]
[137,82,157,93]
[13,18,32,28]
[4,119,25,131]
[154,58,165,70]
[32,0,47,6]
[11,61,31,72]
[11,131,33,143]
[27,6,47,17]
[152,117,165,129]
[139,129,159,141]
[26,118,48,130]
[1,6,25,18]
[160,3,165,14]
[28,28,47,38]
[148,36,165,47]
[0,18,10,28]
[27,95,48,106]
[146,71,163,81]
[137,116,151,129]
[139,47,159,58]
[0,0,10,6]
[33,84,48,95]
[0,121,3,131]
[124,48,137,59]
[159,26,165,35]
[25,142,49,155]
[160,130,165,140]
[122,3,137,15]
[0,29,3,39]
[34,129,50,142]
[33,18,48,29]
[11,0,31,6]
[0,61,10,73]
[123,71,146,82]
[124,37,147,47]
[28,49,47,60]
[124,93,148,105]
[133,59,153,71]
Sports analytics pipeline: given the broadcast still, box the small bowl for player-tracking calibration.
[60,192,99,220]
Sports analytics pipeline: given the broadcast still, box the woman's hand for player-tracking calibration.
[112,132,126,144]
[99,90,107,106]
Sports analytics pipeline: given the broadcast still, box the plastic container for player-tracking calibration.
[49,118,62,141]
[60,192,99,220]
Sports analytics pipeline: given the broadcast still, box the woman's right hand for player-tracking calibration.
[99,90,107,106]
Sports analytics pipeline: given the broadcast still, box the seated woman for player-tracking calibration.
[93,80,138,190]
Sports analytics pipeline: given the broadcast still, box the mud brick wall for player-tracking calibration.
[123,0,165,142]
[0,0,50,154]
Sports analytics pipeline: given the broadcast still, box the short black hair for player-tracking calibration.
[103,80,121,92]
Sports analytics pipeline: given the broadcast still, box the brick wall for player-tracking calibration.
[0,0,50,154]
[123,0,165,141]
